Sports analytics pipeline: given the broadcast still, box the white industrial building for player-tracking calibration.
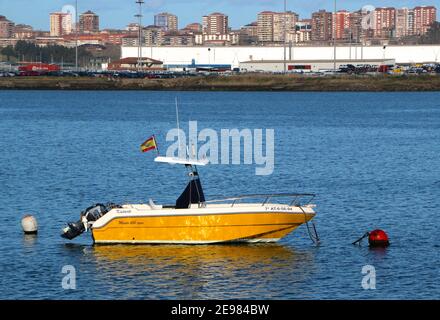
[239,59,396,73]
[121,45,440,69]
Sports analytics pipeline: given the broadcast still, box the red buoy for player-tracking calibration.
[368,229,390,247]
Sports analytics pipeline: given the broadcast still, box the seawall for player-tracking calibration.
[1,74,440,91]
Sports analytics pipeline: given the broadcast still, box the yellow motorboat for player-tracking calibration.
[62,156,318,244]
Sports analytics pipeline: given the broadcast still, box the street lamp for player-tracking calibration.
[135,0,144,72]
[333,0,337,71]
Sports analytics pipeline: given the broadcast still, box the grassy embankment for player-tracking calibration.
[1,74,440,91]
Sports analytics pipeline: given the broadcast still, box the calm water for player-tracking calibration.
[0,90,439,300]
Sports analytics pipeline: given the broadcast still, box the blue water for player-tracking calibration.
[0,91,439,300]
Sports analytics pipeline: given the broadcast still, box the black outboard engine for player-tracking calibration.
[61,220,86,240]
[61,203,118,240]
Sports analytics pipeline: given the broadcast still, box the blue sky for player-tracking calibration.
[0,0,437,30]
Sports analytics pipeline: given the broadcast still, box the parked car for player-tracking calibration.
[0,72,16,77]
[339,64,356,73]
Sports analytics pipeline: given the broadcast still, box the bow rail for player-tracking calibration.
[205,193,316,207]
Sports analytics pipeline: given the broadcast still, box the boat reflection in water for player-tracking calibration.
[90,244,316,299]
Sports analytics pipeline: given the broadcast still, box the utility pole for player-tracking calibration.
[75,0,78,71]
[333,0,337,71]
[283,0,287,73]
[135,0,144,72]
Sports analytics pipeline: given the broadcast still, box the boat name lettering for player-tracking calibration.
[265,206,293,211]
[116,210,131,214]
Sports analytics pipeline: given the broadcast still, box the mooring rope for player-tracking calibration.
[299,205,320,245]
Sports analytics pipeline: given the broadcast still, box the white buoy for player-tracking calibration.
[21,215,38,234]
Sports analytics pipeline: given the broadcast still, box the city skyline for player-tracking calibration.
[0,0,437,31]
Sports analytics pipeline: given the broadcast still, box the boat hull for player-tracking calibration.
[91,211,315,244]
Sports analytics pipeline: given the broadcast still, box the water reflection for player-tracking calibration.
[86,244,316,299]
[22,234,38,247]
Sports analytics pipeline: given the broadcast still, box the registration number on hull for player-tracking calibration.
[265,206,293,212]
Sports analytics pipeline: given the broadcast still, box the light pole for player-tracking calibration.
[135,0,144,72]
[349,31,352,60]
[283,0,287,73]
[75,0,78,71]
[333,0,337,71]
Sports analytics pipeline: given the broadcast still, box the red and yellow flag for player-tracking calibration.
[140,135,158,153]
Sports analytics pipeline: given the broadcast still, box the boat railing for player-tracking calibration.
[205,193,316,208]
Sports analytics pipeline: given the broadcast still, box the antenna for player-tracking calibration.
[175,97,183,158]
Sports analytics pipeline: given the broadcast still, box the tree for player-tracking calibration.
[1,46,15,61]
[2,40,93,66]
[422,22,440,44]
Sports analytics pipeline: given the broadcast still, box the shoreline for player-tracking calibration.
[1,74,440,91]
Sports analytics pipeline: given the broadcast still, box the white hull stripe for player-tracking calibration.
[94,238,281,245]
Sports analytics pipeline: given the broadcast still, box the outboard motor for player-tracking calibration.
[61,220,86,240]
[61,203,118,240]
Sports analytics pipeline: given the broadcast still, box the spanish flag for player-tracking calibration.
[140,135,158,153]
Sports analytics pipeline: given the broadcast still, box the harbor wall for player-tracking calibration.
[121,45,440,67]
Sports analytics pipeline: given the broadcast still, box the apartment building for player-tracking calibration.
[413,6,437,35]
[395,8,412,38]
[257,11,298,43]
[154,13,178,31]
[202,13,228,35]
[0,15,14,38]
[333,10,350,40]
[79,11,99,34]
[311,10,333,42]
[142,26,165,46]
[50,12,72,36]
[374,7,396,38]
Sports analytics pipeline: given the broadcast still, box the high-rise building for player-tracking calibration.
[154,13,178,31]
[395,8,411,38]
[202,12,228,35]
[273,12,298,42]
[408,10,415,36]
[333,10,350,40]
[373,7,396,38]
[346,10,364,43]
[79,11,99,34]
[413,6,437,35]
[257,11,298,43]
[311,10,333,42]
[0,15,14,38]
[257,11,274,42]
[50,12,72,36]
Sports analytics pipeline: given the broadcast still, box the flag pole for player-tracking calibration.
[175,97,183,158]
[153,134,160,155]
